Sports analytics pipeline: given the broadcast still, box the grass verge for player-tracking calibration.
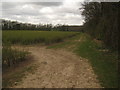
[75,33,118,88]
[48,33,118,88]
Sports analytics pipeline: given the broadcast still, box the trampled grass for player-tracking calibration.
[2,31,79,45]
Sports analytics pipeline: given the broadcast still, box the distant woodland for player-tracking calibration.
[1,19,83,32]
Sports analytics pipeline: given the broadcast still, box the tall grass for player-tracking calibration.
[3,31,79,45]
[2,31,79,70]
[2,43,28,70]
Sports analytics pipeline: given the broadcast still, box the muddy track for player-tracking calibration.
[13,46,101,88]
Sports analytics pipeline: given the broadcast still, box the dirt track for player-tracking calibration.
[13,46,101,88]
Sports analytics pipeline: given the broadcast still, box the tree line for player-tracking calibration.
[81,2,118,50]
[1,19,70,31]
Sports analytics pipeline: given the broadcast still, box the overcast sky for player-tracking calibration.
[1,0,85,25]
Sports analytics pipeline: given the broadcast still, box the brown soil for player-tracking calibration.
[12,45,101,88]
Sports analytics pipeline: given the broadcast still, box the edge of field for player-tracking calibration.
[2,32,118,88]
[47,33,118,88]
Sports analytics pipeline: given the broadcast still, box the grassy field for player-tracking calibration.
[2,31,79,45]
[2,31,80,87]
[2,31,118,88]
[2,31,79,69]
[48,33,118,88]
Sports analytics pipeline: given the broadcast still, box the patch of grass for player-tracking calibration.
[47,33,81,49]
[2,43,29,70]
[47,32,118,88]
[75,33,118,88]
[47,41,72,49]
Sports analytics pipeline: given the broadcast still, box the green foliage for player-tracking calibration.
[75,34,118,88]
[2,19,83,32]
[2,43,28,69]
[81,2,118,50]
[3,31,79,45]
[48,33,118,88]
[1,19,52,31]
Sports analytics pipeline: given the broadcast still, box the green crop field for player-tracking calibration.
[2,31,118,88]
[2,31,79,45]
[2,30,79,71]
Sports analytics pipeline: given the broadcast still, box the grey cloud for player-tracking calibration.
[28,2,63,7]
[2,2,17,10]
[2,2,42,16]
[2,2,62,16]
[2,2,63,10]
[2,1,84,25]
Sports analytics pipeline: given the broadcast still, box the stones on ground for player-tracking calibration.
[41,61,47,65]
[13,46,101,88]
